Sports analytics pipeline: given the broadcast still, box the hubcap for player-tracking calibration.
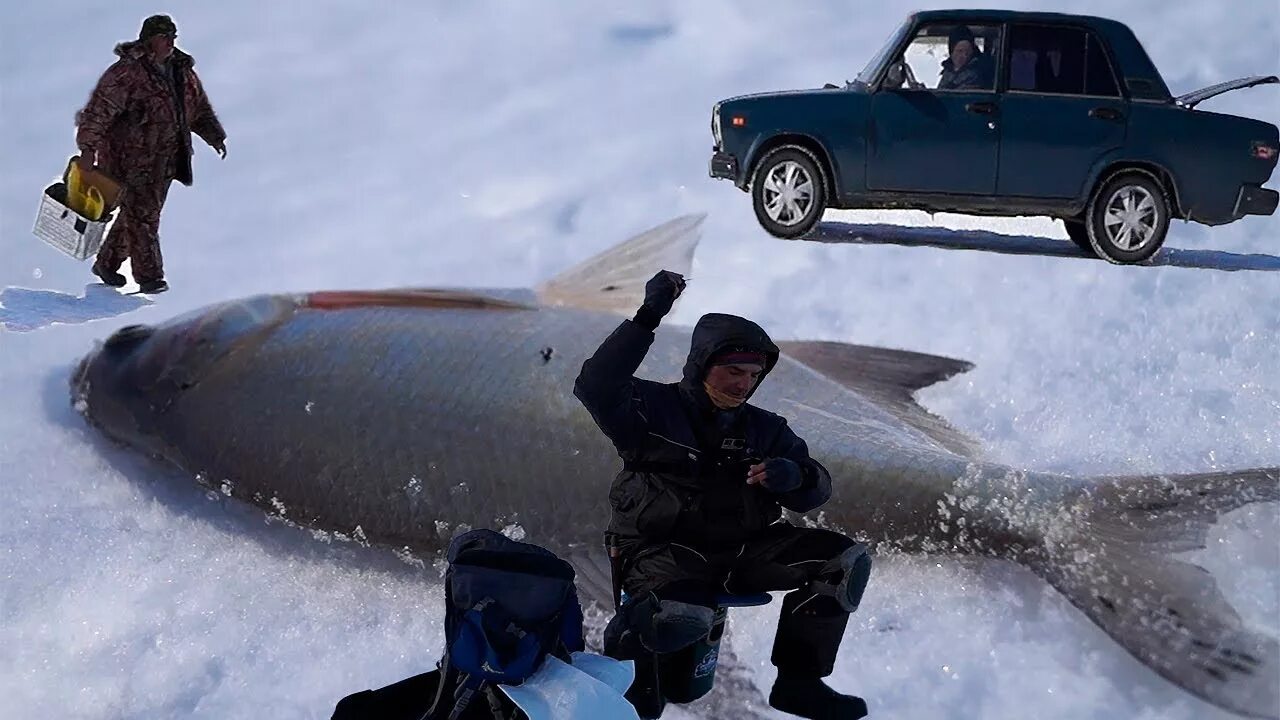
[1103,186,1159,251]
[762,161,814,226]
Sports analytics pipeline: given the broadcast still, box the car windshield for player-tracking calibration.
[854,18,913,85]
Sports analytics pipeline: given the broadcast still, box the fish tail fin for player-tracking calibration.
[534,213,704,314]
[1028,467,1279,719]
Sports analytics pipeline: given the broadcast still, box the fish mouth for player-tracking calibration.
[70,347,95,411]
[71,296,297,451]
[70,324,155,411]
[70,324,160,443]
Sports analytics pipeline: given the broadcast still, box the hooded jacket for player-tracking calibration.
[938,50,995,91]
[574,314,833,554]
[76,40,225,187]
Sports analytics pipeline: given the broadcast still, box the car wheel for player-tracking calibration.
[751,146,826,239]
[1063,219,1095,255]
[1085,173,1170,264]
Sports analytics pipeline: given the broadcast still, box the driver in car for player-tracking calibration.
[937,25,994,90]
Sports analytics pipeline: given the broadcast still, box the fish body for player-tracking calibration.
[72,216,1279,718]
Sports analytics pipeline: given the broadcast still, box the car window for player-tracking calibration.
[1084,34,1119,96]
[1007,24,1120,97]
[855,18,913,85]
[886,23,1001,92]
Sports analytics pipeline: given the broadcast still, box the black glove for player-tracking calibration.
[633,270,686,330]
[759,457,803,494]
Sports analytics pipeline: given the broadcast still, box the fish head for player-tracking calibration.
[71,294,298,454]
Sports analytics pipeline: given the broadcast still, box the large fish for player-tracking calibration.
[72,215,1277,719]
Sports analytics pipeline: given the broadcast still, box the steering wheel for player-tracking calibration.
[902,63,925,91]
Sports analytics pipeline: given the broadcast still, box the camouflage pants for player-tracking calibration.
[95,178,171,284]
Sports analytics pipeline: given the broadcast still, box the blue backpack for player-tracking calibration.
[426,529,585,720]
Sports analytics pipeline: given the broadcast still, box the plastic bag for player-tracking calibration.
[499,651,639,720]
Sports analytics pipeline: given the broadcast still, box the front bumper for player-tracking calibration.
[1235,184,1278,217]
[709,151,738,180]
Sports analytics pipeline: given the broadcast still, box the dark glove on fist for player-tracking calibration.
[634,270,686,330]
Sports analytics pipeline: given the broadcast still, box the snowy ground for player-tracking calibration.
[2,1,1278,718]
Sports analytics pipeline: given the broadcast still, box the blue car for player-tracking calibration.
[709,10,1279,264]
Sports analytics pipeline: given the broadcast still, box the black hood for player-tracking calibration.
[114,40,195,69]
[679,313,780,404]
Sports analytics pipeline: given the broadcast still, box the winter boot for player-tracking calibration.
[138,279,169,294]
[91,262,126,287]
[770,592,863,718]
[769,671,868,719]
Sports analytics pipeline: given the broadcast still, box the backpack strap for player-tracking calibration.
[447,674,478,720]
[482,685,512,720]
[419,658,454,720]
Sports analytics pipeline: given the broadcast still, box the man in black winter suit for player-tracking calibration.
[574,270,872,719]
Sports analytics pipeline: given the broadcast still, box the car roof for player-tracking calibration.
[910,9,1115,26]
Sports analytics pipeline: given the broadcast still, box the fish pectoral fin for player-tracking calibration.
[534,214,705,314]
[777,340,979,457]
[1033,468,1280,719]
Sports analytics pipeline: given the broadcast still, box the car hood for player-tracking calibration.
[719,84,867,105]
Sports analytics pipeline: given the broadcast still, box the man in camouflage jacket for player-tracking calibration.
[77,14,226,294]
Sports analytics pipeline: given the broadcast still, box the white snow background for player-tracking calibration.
[2,1,1278,718]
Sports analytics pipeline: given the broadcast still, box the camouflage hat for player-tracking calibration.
[138,14,177,41]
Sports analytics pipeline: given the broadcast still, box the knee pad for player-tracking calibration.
[619,592,716,654]
[645,599,715,653]
[810,543,872,613]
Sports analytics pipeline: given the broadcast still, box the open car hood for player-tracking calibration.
[1175,75,1278,108]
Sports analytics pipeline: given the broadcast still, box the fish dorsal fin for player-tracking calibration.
[304,289,533,311]
[776,340,980,458]
[534,214,704,314]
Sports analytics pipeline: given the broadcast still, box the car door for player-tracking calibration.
[867,21,1002,195]
[996,24,1128,199]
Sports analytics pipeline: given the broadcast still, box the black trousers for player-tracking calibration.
[622,522,859,677]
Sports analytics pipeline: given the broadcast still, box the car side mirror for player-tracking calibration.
[883,62,906,90]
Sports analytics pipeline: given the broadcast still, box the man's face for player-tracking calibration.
[705,362,764,403]
[148,32,176,61]
[951,40,974,70]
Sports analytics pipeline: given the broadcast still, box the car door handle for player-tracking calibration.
[1088,107,1123,121]
[965,102,997,115]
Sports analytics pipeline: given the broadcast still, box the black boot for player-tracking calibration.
[769,671,868,719]
[770,591,864,718]
[138,278,168,294]
[91,262,126,287]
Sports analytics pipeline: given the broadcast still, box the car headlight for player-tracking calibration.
[711,103,722,147]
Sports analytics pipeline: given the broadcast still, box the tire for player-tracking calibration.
[1085,172,1170,264]
[750,146,827,239]
[1063,219,1095,255]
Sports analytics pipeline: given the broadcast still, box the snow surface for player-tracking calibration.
[2,1,1278,718]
